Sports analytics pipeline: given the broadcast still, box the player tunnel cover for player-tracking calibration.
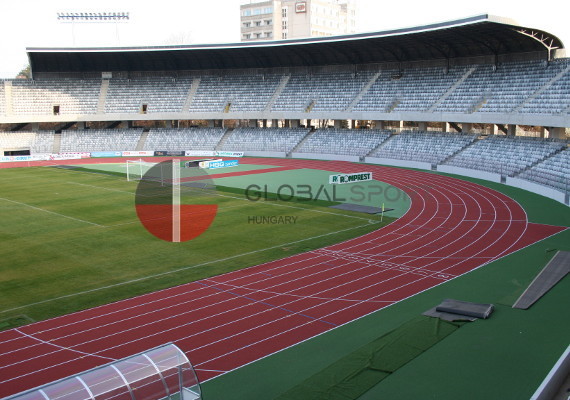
[135,160,218,242]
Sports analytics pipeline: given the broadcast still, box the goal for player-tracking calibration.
[126,159,161,182]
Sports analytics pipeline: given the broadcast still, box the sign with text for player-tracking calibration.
[329,172,373,185]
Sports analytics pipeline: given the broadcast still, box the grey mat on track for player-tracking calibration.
[513,250,570,310]
[422,307,477,322]
[329,203,393,214]
[435,299,494,319]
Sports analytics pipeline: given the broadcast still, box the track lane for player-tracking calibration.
[0,158,565,398]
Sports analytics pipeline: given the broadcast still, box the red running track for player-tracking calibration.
[0,158,566,397]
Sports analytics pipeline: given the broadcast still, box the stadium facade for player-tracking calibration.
[0,15,566,134]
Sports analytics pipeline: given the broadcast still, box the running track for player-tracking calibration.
[0,157,566,398]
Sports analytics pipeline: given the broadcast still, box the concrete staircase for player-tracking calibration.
[439,137,480,165]
[215,128,234,151]
[513,64,570,113]
[135,129,150,151]
[428,66,477,112]
[4,81,13,116]
[97,80,109,114]
[287,129,315,156]
[183,77,201,112]
[345,71,382,112]
[364,132,396,158]
[264,74,290,112]
[52,132,62,153]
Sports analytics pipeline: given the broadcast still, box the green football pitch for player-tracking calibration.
[0,162,401,327]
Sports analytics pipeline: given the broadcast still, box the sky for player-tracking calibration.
[0,0,568,78]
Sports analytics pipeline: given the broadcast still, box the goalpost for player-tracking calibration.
[126,159,163,183]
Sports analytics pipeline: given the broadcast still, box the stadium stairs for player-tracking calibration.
[214,128,233,150]
[439,137,480,165]
[513,64,570,113]
[428,66,477,112]
[514,146,568,177]
[135,129,150,151]
[265,75,290,112]
[345,71,382,112]
[287,129,316,157]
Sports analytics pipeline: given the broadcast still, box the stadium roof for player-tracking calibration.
[27,14,564,73]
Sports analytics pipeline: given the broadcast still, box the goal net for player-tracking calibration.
[126,159,162,183]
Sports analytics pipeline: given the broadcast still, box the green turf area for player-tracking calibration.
[201,169,570,400]
[213,168,410,218]
[70,161,281,175]
[275,316,464,400]
[0,165,396,324]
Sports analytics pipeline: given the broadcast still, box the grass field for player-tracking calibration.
[0,162,399,328]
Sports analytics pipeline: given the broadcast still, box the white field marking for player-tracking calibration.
[0,172,465,368]
[179,184,379,223]
[0,253,331,353]
[67,181,135,195]
[192,182,524,368]
[102,203,253,228]
[0,245,332,344]
[0,221,376,316]
[184,158,563,376]
[194,368,228,373]
[189,169,520,366]
[1,240,444,373]
[2,162,548,384]
[0,181,544,384]
[341,169,524,275]
[201,226,567,384]
[14,329,116,362]
[0,241,399,362]
[0,197,103,227]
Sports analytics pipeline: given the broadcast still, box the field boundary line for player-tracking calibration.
[0,197,103,227]
[0,221,377,315]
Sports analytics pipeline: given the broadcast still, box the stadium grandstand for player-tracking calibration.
[0,13,569,400]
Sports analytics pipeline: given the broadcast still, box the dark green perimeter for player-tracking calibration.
[202,169,570,400]
[69,161,280,176]
[0,165,395,325]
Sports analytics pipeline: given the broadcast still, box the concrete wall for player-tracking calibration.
[531,345,570,400]
[243,150,287,158]
[436,165,502,183]
[507,177,568,205]
[365,157,432,171]
[291,152,360,162]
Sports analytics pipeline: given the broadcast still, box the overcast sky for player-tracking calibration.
[0,0,567,78]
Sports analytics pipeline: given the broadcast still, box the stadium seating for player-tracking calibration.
[11,79,100,115]
[0,131,55,153]
[0,83,6,116]
[189,74,281,112]
[445,135,566,176]
[519,59,570,114]
[272,71,374,112]
[143,128,226,151]
[368,130,478,164]
[220,127,309,153]
[437,60,568,113]
[59,129,143,152]
[354,67,469,112]
[105,78,192,114]
[295,128,392,156]
[2,60,570,118]
[518,148,570,191]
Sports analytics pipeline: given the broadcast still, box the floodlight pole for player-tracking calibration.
[57,11,130,46]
